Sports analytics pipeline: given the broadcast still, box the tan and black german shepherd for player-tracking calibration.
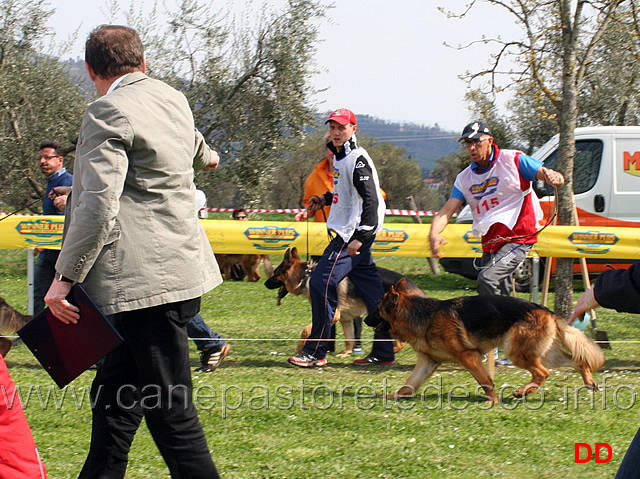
[0,296,32,358]
[370,278,605,404]
[216,254,273,282]
[265,247,424,357]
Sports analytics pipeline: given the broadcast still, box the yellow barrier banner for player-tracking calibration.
[430,224,640,259]
[200,220,428,257]
[0,216,65,249]
[2,216,640,259]
[530,225,640,259]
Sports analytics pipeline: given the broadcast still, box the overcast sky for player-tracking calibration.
[48,0,520,132]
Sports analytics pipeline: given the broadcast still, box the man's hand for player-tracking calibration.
[49,186,72,199]
[347,239,362,257]
[429,233,447,258]
[540,167,565,187]
[44,280,80,325]
[203,150,220,171]
[307,195,325,213]
[53,195,68,212]
[427,200,460,259]
[48,186,71,213]
[296,196,326,221]
[569,286,599,325]
[294,210,309,222]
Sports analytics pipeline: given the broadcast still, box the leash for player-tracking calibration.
[0,198,42,222]
[321,207,336,243]
[491,184,559,245]
[473,184,559,273]
[305,214,310,262]
[303,200,335,262]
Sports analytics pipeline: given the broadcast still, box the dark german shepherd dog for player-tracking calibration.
[265,247,425,357]
[0,296,32,358]
[369,278,605,404]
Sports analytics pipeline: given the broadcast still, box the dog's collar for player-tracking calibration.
[304,261,315,276]
[296,261,316,290]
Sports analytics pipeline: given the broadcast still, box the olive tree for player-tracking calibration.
[120,0,330,207]
[0,0,86,212]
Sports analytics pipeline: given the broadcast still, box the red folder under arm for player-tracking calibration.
[18,284,123,388]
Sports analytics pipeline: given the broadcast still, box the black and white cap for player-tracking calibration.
[459,121,492,141]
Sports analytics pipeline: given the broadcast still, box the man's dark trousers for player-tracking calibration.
[78,297,220,479]
[33,249,60,315]
[303,236,394,361]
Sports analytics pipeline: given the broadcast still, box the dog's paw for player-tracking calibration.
[513,385,539,398]
[383,386,417,401]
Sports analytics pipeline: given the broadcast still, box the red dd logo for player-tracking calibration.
[574,443,613,463]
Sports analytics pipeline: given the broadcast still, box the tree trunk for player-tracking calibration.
[554,0,580,319]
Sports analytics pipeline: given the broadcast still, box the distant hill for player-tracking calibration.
[61,57,95,99]
[355,115,460,177]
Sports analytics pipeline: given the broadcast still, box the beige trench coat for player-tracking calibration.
[56,72,222,315]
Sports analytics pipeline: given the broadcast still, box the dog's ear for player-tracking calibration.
[290,247,299,260]
[387,286,401,304]
[395,278,407,292]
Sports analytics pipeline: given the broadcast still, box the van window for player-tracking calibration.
[538,140,603,195]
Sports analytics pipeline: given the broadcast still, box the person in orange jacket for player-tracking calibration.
[296,136,335,223]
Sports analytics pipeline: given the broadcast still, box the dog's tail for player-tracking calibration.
[0,297,32,333]
[553,318,606,372]
[0,297,32,358]
[262,255,274,278]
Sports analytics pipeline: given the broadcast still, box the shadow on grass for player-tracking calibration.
[4,359,44,370]
[602,358,640,370]
[405,272,476,293]
[196,357,420,370]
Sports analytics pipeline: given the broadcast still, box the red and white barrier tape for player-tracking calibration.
[3,209,452,217]
[0,213,41,216]
[209,208,444,216]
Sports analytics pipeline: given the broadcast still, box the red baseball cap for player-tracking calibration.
[325,108,357,126]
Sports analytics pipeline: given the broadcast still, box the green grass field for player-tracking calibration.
[2,249,639,478]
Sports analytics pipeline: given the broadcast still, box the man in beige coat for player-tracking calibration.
[45,25,222,478]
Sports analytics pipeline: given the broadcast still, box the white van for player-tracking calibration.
[534,126,640,227]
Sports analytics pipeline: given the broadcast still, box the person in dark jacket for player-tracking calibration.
[570,263,640,322]
[287,108,391,368]
[570,262,640,479]
[33,141,73,315]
